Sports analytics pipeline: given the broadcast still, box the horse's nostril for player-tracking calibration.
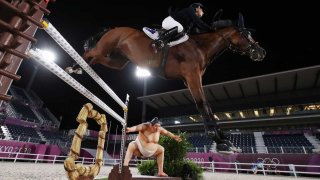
[255,47,266,60]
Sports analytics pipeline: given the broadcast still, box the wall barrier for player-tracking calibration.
[0,151,319,178]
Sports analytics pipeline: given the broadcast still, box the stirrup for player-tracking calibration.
[152,39,165,49]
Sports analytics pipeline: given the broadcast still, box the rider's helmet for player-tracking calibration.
[190,3,205,10]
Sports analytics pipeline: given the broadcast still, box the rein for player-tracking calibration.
[216,29,253,56]
[205,31,230,67]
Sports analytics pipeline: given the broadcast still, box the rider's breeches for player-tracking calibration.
[162,16,184,33]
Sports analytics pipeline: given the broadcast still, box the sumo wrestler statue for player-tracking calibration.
[124,117,182,177]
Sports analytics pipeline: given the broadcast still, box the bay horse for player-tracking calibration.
[82,13,266,152]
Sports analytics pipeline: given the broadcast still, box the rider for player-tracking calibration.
[143,3,212,48]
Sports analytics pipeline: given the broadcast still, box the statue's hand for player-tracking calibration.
[126,127,133,133]
[174,135,182,142]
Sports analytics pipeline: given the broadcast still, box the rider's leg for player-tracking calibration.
[143,15,181,41]
[153,26,178,48]
[152,16,185,48]
[162,16,183,32]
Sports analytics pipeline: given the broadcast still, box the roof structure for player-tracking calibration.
[138,65,320,130]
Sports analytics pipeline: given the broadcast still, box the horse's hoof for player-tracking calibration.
[216,140,240,154]
[216,143,234,154]
[207,130,218,141]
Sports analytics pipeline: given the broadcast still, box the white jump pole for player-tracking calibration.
[28,48,126,125]
[40,20,127,109]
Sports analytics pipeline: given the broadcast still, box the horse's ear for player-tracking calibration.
[238,12,245,29]
[212,9,223,22]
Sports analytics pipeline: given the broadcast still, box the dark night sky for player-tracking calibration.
[12,1,319,133]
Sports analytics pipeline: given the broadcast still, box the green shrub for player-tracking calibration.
[137,132,203,180]
[159,132,191,162]
[137,160,157,176]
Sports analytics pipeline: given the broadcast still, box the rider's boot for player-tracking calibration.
[143,27,159,40]
[152,26,179,49]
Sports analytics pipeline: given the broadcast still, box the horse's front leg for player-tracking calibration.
[183,73,217,130]
[184,73,237,153]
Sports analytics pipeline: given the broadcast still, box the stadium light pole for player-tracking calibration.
[26,48,56,91]
[105,120,112,153]
[136,67,151,122]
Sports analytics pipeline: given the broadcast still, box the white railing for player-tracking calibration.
[190,161,320,178]
[3,135,71,147]
[187,146,315,154]
[0,151,147,166]
[0,151,319,178]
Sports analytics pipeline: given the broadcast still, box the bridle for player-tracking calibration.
[217,28,258,56]
[206,26,263,67]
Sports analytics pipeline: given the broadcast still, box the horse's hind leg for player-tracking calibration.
[83,49,128,70]
[82,49,99,65]
[92,54,128,70]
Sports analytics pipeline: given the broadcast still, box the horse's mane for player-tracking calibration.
[212,19,235,30]
[83,27,112,51]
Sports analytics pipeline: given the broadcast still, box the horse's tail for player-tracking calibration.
[83,27,111,51]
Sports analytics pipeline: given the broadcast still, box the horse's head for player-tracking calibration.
[217,13,266,61]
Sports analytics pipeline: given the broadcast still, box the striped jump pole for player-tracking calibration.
[28,48,126,125]
[40,19,127,110]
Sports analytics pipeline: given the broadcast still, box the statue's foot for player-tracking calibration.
[157,172,168,177]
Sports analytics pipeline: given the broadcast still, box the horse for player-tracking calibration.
[82,13,266,152]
